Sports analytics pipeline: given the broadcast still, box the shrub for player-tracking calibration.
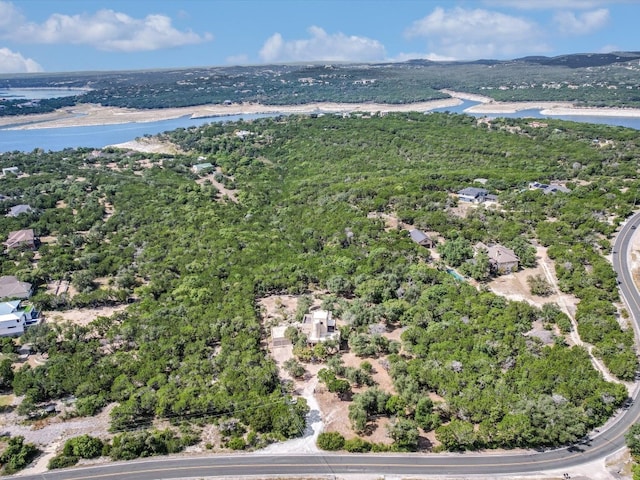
[73,395,108,417]
[63,435,104,459]
[227,437,246,450]
[110,429,185,461]
[0,436,39,474]
[283,359,306,379]
[343,437,372,452]
[316,431,345,451]
[48,455,79,470]
[527,274,554,296]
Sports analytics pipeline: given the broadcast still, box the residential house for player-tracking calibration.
[235,130,251,139]
[0,300,39,337]
[409,229,434,248]
[4,228,36,250]
[2,166,20,176]
[529,181,570,195]
[191,162,214,174]
[0,276,33,300]
[300,309,339,344]
[458,187,489,203]
[0,310,26,337]
[6,204,33,217]
[477,242,519,274]
[543,184,571,195]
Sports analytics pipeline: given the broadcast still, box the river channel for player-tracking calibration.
[0,100,639,153]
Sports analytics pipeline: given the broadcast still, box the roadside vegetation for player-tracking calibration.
[0,111,638,459]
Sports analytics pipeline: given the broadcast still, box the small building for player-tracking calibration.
[0,300,39,337]
[0,310,26,337]
[191,162,214,174]
[235,130,251,139]
[529,181,570,195]
[477,242,519,274]
[4,228,36,250]
[300,309,339,344]
[6,204,33,217]
[543,184,571,195]
[2,167,20,176]
[0,276,33,300]
[458,187,489,203]
[409,229,434,248]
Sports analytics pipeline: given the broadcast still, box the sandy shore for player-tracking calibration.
[442,89,640,117]
[2,92,640,131]
[0,98,463,131]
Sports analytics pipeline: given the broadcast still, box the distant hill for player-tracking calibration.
[1,51,640,113]
[512,52,640,68]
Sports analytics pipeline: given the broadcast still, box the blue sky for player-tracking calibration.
[0,0,638,73]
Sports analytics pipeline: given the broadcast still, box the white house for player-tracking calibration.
[191,163,214,174]
[301,309,339,344]
[0,300,40,337]
[2,167,20,176]
[0,301,27,337]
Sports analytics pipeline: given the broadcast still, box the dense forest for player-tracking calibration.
[1,51,640,117]
[0,111,639,457]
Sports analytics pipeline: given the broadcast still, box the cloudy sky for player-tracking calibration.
[0,0,637,73]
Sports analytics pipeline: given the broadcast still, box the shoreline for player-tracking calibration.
[0,99,463,131]
[443,89,640,118]
[1,93,640,131]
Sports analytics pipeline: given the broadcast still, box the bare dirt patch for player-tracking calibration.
[486,245,579,315]
[196,167,239,203]
[107,137,184,155]
[1,402,117,476]
[260,293,400,448]
[44,305,127,327]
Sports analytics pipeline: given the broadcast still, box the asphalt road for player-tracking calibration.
[8,214,640,480]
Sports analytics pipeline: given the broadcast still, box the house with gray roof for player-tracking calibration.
[0,276,33,300]
[476,242,519,274]
[6,204,33,217]
[458,187,489,203]
[529,181,571,195]
[409,229,434,248]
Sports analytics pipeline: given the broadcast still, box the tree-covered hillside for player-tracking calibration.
[1,111,638,452]
[1,51,640,116]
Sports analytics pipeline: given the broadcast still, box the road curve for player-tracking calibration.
[7,214,640,480]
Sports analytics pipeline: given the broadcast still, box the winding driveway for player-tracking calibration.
[7,214,640,480]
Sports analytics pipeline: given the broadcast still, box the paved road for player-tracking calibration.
[8,214,640,480]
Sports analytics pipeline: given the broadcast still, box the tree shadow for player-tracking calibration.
[301,408,321,438]
[417,434,433,451]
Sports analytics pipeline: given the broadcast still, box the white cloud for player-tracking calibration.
[405,7,549,60]
[0,2,212,52]
[0,1,24,30]
[553,8,610,34]
[259,26,386,63]
[0,47,42,73]
[484,0,632,9]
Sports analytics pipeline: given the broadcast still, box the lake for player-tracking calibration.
[0,114,271,153]
[0,101,639,153]
[432,100,640,130]
[0,88,88,100]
